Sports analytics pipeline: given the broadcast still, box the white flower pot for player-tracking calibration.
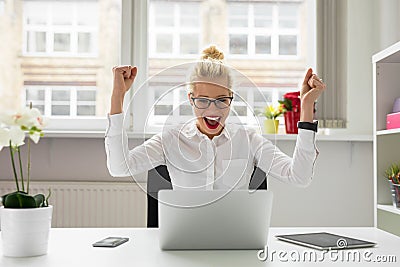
[0,205,53,257]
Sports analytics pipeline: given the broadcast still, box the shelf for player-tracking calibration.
[377,204,400,215]
[377,128,400,136]
[372,40,400,63]
[264,134,372,142]
[315,134,372,142]
[373,42,400,236]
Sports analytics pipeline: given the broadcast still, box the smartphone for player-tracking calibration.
[92,237,129,248]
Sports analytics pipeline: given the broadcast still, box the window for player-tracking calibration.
[145,0,314,132]
[228,2,300,57]
[149,1,201,57]
[0,0,121,130]
[25,86,97,117]
[23,1,98,56]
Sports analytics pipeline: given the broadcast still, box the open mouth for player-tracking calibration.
[203,116,221,130]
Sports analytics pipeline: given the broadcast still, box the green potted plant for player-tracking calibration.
[0,105,52,257]
[262,104,283,134]
[385,163,400,209]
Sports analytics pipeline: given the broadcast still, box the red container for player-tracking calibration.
[387,112,400,130]
[284,111,300,134]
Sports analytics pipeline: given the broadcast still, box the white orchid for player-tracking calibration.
[1,105,48,202]
[29,131,41,144]
[0,106,46,147]
[0,110,16,126]
[0,127,10,151]
[0,107,46,128]
[9,126,25,147]
[17,107,47,128]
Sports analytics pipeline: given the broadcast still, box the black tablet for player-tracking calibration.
[275,232,376,251]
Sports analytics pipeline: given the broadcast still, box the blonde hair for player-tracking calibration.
[189,45,233,95]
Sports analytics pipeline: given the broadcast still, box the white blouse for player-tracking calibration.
[104,113,319,190]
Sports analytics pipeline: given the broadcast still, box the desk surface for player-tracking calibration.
[1,227,399,266]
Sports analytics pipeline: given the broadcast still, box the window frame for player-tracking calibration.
[22,0,98,58]
[25,85,97,117]
[227,1,301,60]
[148,1,202,59]
[18,0,123,131]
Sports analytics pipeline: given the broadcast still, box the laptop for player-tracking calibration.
[158,189,273,250]
[275,232,377,251]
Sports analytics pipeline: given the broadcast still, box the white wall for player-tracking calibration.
[269,140,373,227]
[345,0,375,134]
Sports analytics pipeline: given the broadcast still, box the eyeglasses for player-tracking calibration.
[191,96,234,109]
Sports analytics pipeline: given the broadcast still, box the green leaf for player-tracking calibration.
[1,193,10,205]
[3,191,37,208]
[385,163,400,184]
[33,194,46,207]
[278,99,293,111]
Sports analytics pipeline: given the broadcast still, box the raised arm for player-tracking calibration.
[105,66,165,177]
[252,68,326,187]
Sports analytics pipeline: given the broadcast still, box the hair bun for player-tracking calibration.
[201,45,224,60]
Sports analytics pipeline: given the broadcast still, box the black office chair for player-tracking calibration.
[146,165,267,228]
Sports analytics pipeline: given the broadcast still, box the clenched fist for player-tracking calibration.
[300,68,327,122]
[112,65,138,95]
[301,68,326,106]
[110,65,138,115]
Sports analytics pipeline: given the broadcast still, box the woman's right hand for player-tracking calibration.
[112,65,138,95]
[110,65,138,115]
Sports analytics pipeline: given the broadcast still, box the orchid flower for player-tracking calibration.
[0,127,10,151]
[9,126,25,147]
[0,105,47,195]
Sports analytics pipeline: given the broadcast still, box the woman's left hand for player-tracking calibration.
[301,68,326,106]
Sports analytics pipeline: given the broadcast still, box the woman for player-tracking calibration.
[105,46,326,190]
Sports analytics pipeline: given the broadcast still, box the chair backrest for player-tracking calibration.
[147,165,267,228]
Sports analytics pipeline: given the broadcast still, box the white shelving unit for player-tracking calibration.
[377,204,400,216]
[373,40,400,237]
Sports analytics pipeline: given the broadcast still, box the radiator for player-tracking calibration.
[0,181,147,228]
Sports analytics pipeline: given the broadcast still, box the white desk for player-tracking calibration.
[1,227,399,266]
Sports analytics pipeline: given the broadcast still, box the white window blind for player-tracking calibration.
[315,0,347,128]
